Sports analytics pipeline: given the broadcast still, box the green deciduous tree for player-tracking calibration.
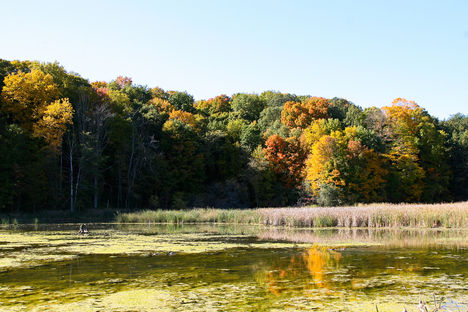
[231,93,265,122]
[168,91,195,113]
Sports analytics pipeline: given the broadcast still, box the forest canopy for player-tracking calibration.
[1,59,467,212]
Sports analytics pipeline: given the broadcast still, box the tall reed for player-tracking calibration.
[116,202,468,228]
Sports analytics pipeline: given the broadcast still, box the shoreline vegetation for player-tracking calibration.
[2,202,466,229]
[116,202,468,228]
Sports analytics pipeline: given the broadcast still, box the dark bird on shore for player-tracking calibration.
[78,224,89,235]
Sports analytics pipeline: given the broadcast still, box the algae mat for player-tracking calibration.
[0,224,466,311]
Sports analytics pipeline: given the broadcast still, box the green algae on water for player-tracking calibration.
[0,224,466,311]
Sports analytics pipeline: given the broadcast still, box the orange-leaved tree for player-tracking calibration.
[263,134,307,188]
[281,97,330,129]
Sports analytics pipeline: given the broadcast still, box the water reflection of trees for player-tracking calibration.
[262,245,341,296]
[258,228,466,249]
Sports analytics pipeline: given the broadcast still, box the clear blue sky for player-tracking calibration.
[1,0,467,119]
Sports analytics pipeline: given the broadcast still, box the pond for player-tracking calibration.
[0,224,466,311]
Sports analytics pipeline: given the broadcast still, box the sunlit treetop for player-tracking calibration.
[115,76,132,89]
[281,97,330,129]
[1,69,59,130]
[196,94,231,115]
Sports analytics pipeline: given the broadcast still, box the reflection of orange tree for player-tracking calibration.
[263,245,341,296]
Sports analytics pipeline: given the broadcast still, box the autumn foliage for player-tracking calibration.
[196,94,231,114]
[1,69,73,150]
[1,69,59,130]
[281,97,330,129]
[0,59,466,211]
[33,98,73,150]
[264,134,307,188]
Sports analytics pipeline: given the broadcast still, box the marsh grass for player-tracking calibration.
[117,208,262,225]
[117,202,468,228]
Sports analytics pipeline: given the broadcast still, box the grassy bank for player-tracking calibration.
[117,208,262,225]
[116,202,468,228]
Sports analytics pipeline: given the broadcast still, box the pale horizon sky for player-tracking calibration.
[1,0,467,119]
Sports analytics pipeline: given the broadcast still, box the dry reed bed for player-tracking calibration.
[117,202,468,228]
[259,202,468,228]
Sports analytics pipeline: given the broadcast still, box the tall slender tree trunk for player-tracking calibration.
[117,165,122,209]
[74,166,81,210]
[69,146,74,213]
[59,147,63,195]
[93,176,98,209]
[93,125,100,209]
[126,124,135,209]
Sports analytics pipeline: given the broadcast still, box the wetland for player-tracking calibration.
[0,224,466,311]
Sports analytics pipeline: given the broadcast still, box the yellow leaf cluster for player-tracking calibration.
[305,135,339,194]
[301,119,329,150]
[33,98,74,150]
[1,69,74,150]
[1,69,59,131]
[149,97,173,114]
[164,110,205,133]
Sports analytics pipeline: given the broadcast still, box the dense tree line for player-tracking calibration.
[0,59,467,212]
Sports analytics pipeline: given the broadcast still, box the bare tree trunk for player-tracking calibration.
[93,176,98,209]
[69,143,74,213]
[118,165,122,209]
[90,102,112,210]
[126,124,135,209]
[93,122,101,210]
[59,146,63,195]
[74,166,81,210]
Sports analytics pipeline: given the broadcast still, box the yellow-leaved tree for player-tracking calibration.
[167,110,205,133]
[382,98,426,201]
[305,134,344,195]
[1,69,73,150]
[1,69,59,131]
[149,97,173,114]
[305,127,387,204]
[33,98,74,150]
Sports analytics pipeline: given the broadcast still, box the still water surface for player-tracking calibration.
[0,224,466,311]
